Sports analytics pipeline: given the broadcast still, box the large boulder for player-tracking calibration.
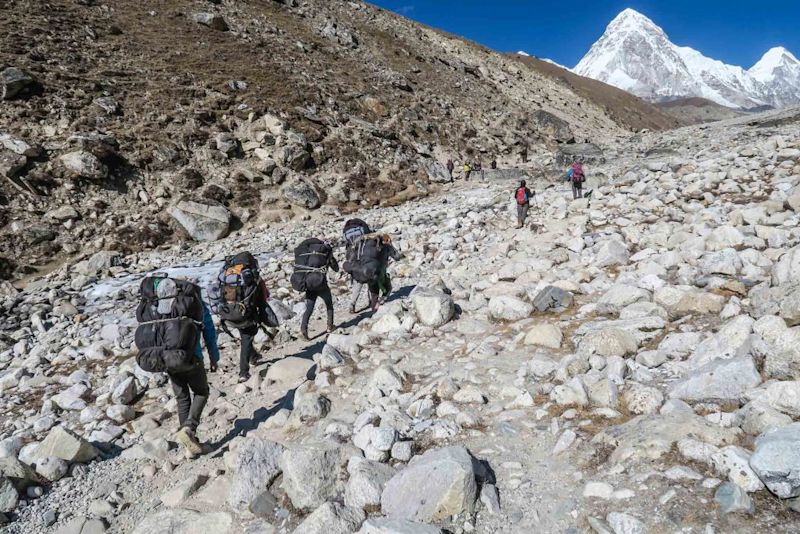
[132,510,233,534]
[227,438,283,512]
[578,328,638,357]
[1,67,36,100]
[595,239,630,268]
[531,286,573,313]
[345,457,397,510]
[653,286,725,319]
[749,423,800,498]
[411,287,455,328]
[0,476,18,513]
[669,356,761,403]
[281,443,349,511]
[168,199,231,242]
[293,502,365,534]
[60,151,108,180]
[524,323,563,349]
[192,12,229,31]
[773,245,800,286]
[282,179,320,209]
[531,110,574,143]
[760,381,800,417]
[555,143,604,167]
[488,296,532,321]
[422,161,451,184]
[32,426,99,463]
[381,446,481,523]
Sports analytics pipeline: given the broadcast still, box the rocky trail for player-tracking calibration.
[2,108,800,534]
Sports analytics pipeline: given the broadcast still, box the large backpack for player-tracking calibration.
[343,218,370,246]
[515,187,528,205]
[290,238,331,292]
[344,235,383,284]
[215,251,261,328]
[135,276,204,374]
[571,163,585,184]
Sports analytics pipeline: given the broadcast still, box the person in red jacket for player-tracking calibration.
[513,180,533,229]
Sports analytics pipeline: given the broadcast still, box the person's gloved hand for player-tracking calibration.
[209,361,218,373]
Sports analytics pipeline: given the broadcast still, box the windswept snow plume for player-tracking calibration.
[574,8,800,109]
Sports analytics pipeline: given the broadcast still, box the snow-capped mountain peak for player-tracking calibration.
[573,9,800,109]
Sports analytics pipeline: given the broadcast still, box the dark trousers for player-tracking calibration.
[238,324,258,377]
[169,364,209,432]
[572,183,583,199]
[517,203,529,226]
[301,287,334,332]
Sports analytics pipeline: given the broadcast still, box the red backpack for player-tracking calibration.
[515,187,528,205]
[571,163,585,183]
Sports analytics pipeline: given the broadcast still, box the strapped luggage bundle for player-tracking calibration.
[215,251,261,329]
[290,238,331,292]
[343,233,383,284]
[134,276,204,374]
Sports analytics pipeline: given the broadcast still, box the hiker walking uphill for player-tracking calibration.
[290,238,339,340]
[210,252,279,382]
[342,219,402,313]
[463,162,472,181]
[134,275,219,458]
[568,161,586,200]
[514,180,534,229]
[446,159,454,181]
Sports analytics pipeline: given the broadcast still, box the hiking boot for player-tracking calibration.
[300,328,310,341]
[349,304,357,314]
[174,427,203,458]
[326,322,335,334]
[238,373,250,383]
[249,352,261,365]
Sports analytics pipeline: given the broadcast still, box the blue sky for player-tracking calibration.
[370,1,800,68]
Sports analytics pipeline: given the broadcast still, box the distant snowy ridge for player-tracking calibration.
[573,8,800,109]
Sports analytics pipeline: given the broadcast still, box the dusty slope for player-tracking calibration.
[0,0,637,283]
[656,97,746,124]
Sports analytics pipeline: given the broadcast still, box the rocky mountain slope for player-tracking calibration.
[0,0,662,285]
[656,97,745,125]
[574,9,800,110]
[1,106,800,533]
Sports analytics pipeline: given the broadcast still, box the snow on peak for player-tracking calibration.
[572,9,800,109]
[516,51,530,57]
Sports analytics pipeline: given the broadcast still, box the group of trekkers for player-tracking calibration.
[445,158,497,182]
[133,218,401,457]
[513,160,587,228]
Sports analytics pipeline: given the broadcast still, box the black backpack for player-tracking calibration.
[343,218,370,246]
[290,238,331,292]
[216,252,262,328]
[135,276,204,374]
[344,235,382,284]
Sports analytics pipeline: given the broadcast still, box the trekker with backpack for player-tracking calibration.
[463,162,471,181]
[291,238,339,340]
[134,274,219,458]
[210,252,278,382]
[570,161,585,200]
[514,180,533,229]
[344,230,402,313]
[342,218,371,313]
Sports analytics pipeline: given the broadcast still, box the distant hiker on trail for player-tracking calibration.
[463,162,472,181]
[490,159,497,170]
[446,159,454,181]
[569,161,586,200]
[474,160,484,180]
[134,274,219,458]
[521,145,528,164]
[291,238,339,340]
[514,180,533,229]
[210,252,279,382]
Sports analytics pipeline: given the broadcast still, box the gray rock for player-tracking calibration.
[595,240,630,268]
[281,443,348,511]
[555,143,604,167]
[161,474,208,507]
[131,510,232,534]
[282,179,320,209]
[55,517,108,534]
[345,457,397,510]
[669,356,761,403]
[33,426,99,463]
[1,67,36,100]
[192,12,229,31]
[227,437,283,512]
[714,482,754,514]
[749,423,800,498]
[488,295,532,321]
[411,287,455,328]
[293,502,365,534]
[532,286,573,313]
[531,110,574,143]
[35,456,69,482]
[422,161,452,184]
[358,518,443,533]
[381,446,480,523]
[111,376,138,405]
[606,512,644,534]
[168,199,231,242]
[60,151,108,180]
[0,476,18,513]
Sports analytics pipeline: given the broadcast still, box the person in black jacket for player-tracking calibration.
[300,240,339,340]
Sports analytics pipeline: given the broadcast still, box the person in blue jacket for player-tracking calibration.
[172,300,219,458]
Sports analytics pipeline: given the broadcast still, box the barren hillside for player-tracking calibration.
[0,0,659,283]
